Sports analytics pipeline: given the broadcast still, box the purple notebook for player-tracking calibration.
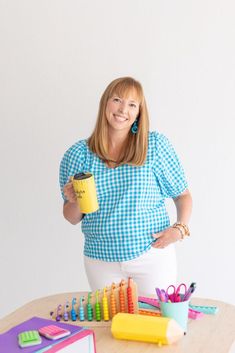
[0,317,84,353]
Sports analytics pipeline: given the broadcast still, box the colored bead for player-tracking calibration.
[110,283,117,318]
[95,290,101,321]
[102,287,110,321]
[87,292,93,321]
[63,301,69,321]
[70,298,77,321]
[127,278,134,314]
[119,280,126,313]
[79,296,85,321]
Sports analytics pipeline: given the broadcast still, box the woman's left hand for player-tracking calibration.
[151,227,181,249]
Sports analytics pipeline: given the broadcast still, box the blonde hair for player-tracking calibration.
[88,77,149,166]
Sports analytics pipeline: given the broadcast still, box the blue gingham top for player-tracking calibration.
[59,131,188,262]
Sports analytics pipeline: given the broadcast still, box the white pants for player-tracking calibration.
[84,245,177,296]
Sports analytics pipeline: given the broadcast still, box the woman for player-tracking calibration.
[59,77,192,295]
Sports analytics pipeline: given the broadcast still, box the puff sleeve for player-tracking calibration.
[153,132,188,199]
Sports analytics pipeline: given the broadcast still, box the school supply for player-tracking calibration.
[156,288,169,302]
[119,280,126,313]
[127,277,135,314]
[63,301,69,321]
[156,282,218,317]
[70,298,77,321]
[138,309,161,317]
[110,284,117,317]
[54,304,63,321]
[156,282,196,303]
[18,330,42,348]
[95,290,102,322]
[86,292,94,321]
[138,295,160,307]
[189,304,219,315]
[79,296,85,321]
[138,301,157,310]
[188,309,204,319]
[157,283,188,303]
[160,299,189,332]
[0,317,96,353]
[102,288,110,321]
[38,325,71,340]
[50,279,138,326]
[182,282,197,301]
[138,296,204,320]
[155,283,199,332]
[111,313,184,346]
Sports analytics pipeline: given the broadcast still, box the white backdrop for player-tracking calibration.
[1,0,235,318]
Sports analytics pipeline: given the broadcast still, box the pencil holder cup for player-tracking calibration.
[71,172,99,214]
[160,300,189,333]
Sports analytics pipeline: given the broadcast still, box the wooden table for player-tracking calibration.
[0,292,235,353]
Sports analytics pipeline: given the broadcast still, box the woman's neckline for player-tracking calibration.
[103,158,122,169]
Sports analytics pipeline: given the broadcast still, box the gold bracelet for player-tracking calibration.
[177,222,190,236]
[172,222,190,239]
[172,225,185,240]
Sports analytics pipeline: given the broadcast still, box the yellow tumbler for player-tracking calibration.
[71,173,99,214]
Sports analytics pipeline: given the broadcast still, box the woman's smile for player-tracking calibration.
[113,114,128,122]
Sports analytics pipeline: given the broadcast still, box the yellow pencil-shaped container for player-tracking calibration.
[111,313,184,346]
[71,173,99,214]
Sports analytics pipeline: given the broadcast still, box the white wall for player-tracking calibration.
[1,0,235,318]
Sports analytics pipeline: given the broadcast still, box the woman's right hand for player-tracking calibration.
[63,181,77,203]
[63,180,83,224]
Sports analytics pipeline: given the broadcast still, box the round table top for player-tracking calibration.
[0,292,235,353]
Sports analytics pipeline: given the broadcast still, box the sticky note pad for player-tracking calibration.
[18,330,42,348]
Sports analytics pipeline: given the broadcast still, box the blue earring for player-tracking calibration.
[131,119,138,134]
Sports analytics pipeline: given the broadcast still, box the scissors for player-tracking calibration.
[166,283,188,302]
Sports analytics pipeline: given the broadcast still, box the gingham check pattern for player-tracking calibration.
[59,132,188,262]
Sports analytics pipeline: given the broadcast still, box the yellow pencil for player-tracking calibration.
[111,313,184,345]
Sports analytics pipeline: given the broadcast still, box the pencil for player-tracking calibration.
[111,313,184,345]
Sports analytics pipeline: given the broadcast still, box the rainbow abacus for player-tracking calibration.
[50,278,139,326]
